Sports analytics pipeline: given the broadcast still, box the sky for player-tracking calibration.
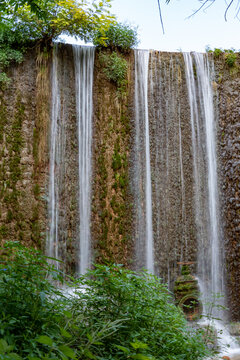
[63,0,240,52]
[108,0,240,52]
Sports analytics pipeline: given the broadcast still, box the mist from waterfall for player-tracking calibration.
[184,52,224,316]
[73,46,95,275]
[133,50,154,273]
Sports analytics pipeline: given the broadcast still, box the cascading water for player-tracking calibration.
[184,52,223,311]
[47,44,61,269]
[184,52,240,354]
[73,46,95,274]
[133,50,154,273]
[47,45,95,274]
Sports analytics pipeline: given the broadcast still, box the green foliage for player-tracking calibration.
[0,23,25,83]
[72,264,209,360]
[100,51,128,90]
[1,0,115,43]
[0,0,116,83]
[0,241,66,358]
[224,50,237,67]
[0,243,209,360]
[94,22,138,51]
[213,48,223,58]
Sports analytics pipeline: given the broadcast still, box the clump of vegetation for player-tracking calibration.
[0,24,25,83]
[0,241,210,360]
[213,48,223,58]
[94,22,138,51]
[0,0,116,83]
[224,50,237,67]
[100,51,128,91]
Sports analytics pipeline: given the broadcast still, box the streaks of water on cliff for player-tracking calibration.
[184,52,224,316]
[47,44,64,269]
[73,46,95,275]
[133,50,154,273]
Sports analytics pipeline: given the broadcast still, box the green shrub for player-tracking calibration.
[0,241,69,359]
[100,51,128,90]
[213,48,223,58]
[70,264,209,360]
[94,23,138,51]
[0,243,210,360]
[224,50,237,67]
[0,24,26,83]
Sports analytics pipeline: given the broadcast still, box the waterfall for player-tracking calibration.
[134,50,154,273]
[183,52,224,315]
[73,46,95,275]
[47,44,61,268]
[47,45,95,274]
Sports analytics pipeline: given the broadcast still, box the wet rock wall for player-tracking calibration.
[1,46,240,320]
[0,48,50,248]
[214,54,240,320]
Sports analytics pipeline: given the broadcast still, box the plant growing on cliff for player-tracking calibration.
[224,49,237,67]
[99,51,128,91]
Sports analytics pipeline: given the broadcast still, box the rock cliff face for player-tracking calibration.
[0,48,50,249]
[214,54,240,321]
[0,45,239,320]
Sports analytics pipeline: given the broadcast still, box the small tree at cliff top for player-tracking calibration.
[0,0,115,45]
[0,0,117,82]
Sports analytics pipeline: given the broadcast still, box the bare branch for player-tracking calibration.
[157,0,165,34]
[225,0,234,20]
[186,0,215,19]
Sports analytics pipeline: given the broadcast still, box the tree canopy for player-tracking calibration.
[0,0,116,45]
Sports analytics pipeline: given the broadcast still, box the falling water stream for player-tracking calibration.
[184,52,223,310]
[47,45,95,274]
[73,46,95,275]
[47,45,61,268]
[184,52,240,356]
[134,50,154,273]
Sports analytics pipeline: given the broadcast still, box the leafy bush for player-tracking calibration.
[70,264,209,360]
[94,23,138,51]
[224,50,237,67]
[0,241,70,359]
[0,24,26,83]
[99,51,128,91]
[213,48,223,58]
[0,243,209,360]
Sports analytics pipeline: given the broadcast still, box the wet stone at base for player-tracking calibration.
[174,263,202,321]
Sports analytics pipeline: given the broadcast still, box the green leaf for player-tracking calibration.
[8,354,23,360]
[58,345,76,359]
[36,335,53,347]
[130,342,148,350]
[131,355,153,360]
[115,345,130,354]
[0,339,8,354]
[83,349,96,359]
[63,310,72,319]
[60,327,72,338]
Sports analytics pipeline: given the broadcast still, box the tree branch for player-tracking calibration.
[157,0,165,34]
